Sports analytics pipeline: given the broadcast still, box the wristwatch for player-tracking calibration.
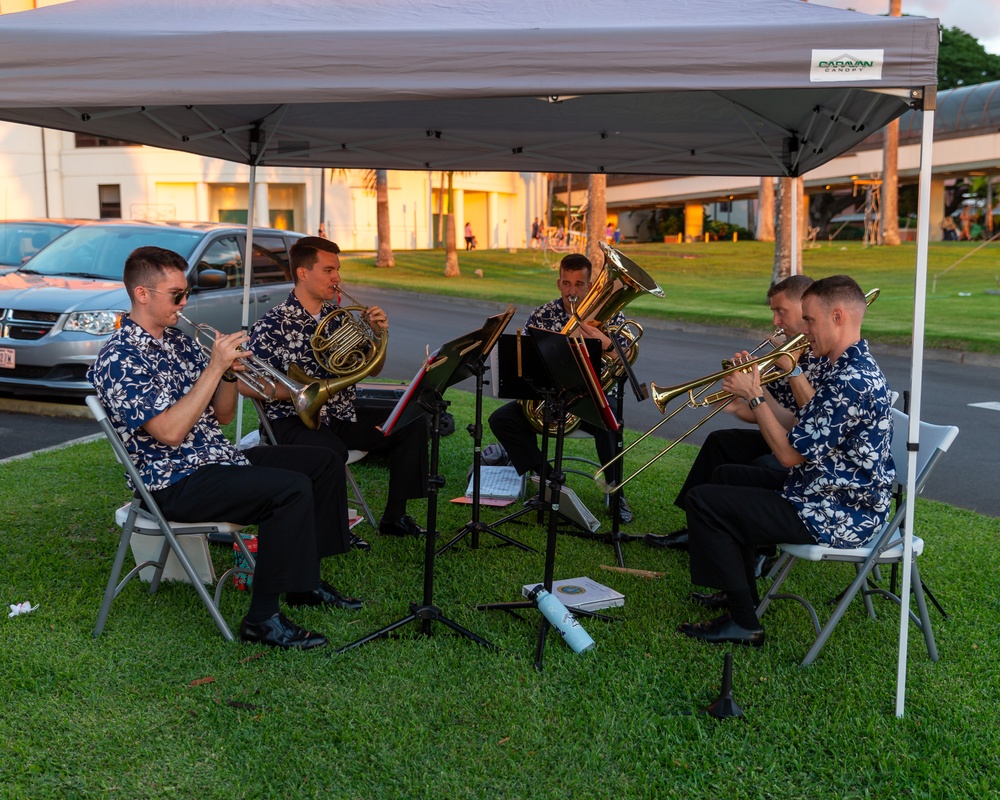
[789,365,803,378]
[748,395,766,411]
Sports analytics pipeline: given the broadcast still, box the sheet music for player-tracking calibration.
[467,466,523,500]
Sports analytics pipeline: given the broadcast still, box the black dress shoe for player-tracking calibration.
[677,614,765,648]
[645,528,689,550]
[286,580,364,611]
[689,590,730,611]
[616,495,634,525]
[350,533,372,552]
[378,515,426,538]
[238,613,329,650]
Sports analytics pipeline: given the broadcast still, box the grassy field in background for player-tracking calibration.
[340,240,1000,353]
[2,393,999,798]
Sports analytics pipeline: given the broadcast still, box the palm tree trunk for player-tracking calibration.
[375,169,395,267]
[758,177,775,242]
[772,177,796,286]
[881,0,902,246]
[437,171,445,247]
[444,171,460,277]
[586,174,606,269]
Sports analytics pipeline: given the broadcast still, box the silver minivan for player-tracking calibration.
[0,220,305,396]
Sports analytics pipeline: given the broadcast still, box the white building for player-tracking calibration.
[1,120,549,250]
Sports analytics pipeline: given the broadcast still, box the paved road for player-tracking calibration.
[2,285,997,518]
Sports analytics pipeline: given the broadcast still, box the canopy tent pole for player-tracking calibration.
[235,162,258,445]
[896,99,935,718]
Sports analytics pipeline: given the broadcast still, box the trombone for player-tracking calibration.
[595,286,880,494]
[594,335,807,493]
[176,313,320,415]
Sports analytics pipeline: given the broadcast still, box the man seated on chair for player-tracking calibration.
[677,275,895,648]
[244,236,429,541]
[87,246,363,652]
[488,252,634,524]
[648,274,820,551]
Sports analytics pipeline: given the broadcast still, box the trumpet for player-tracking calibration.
[595,287,881,494]
[176,313,320,415]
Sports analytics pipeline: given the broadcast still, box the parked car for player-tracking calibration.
[0,220,306,396]
[0,219,89,273]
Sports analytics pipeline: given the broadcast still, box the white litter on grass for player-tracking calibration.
[8,601,38,618]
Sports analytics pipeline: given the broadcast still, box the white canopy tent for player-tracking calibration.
[0,0,939,715]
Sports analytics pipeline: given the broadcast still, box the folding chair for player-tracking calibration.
[86,395,256,642]
[757,408,959,667]
[249,397,376,528]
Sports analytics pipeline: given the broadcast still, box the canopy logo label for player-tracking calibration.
[810,49,884,82]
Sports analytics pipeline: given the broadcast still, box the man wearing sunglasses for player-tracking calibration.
[87,246,362,651]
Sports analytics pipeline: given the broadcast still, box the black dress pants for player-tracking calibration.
[151,445,348,595]
[271,407,428,515]
[674,428,783,511]
[488,400,620,484]
[686,464,814,597]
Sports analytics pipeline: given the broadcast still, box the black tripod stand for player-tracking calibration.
[600,376,648,567]
[477,393,616,669]
[337,388,498,654]
[436,358,535,556]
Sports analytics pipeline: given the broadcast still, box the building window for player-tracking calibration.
[99,185,122,219]
[75,133,138,148]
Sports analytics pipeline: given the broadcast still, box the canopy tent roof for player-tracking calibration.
[0,0,938,176]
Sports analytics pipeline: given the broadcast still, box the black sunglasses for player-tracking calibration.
[143,286,191,305]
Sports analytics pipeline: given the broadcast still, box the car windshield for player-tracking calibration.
[0,222,75,267]
[19,225,204,280]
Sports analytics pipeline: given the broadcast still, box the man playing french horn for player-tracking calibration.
[244,237,429,542]
[488,252,635,525]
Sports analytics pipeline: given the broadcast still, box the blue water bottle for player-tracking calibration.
[528,584,595,654]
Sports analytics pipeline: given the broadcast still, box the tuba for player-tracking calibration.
[288,285,389,430]
[520,242,664,435]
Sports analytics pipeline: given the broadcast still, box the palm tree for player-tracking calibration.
[881,0,903,246]
[586,173,607,269]
[374,169,394,267]
[771,176,803,286]
[757,177,775,242]
[444,171,460,277]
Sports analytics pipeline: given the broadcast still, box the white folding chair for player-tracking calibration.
[249,397,376,528]
[757,408,959,667]
[87,395,256,642]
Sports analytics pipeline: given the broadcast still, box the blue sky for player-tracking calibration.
[810,0,1000,57]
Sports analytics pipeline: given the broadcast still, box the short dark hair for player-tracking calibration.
[802,274,866,312]
[559,253,592,282]
[768,274,813,300]
[289,236,341,283]
[123,246,187,303]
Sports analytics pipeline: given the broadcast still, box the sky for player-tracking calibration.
[809,0,1000,56]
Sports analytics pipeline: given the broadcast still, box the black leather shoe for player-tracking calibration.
[616,495,634,525]
[286,581,364,611]
[350,533,372,553]
[238,613,328,650]
[378,515,426,538]
[645,528,688,550]
[677,614,765,648]
[689,591,730,611]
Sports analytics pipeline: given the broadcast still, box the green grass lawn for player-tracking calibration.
[2,393,999,799]
[340,240,1000,353]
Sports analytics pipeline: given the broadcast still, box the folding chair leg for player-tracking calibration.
[93,517,139,638]
[346,464,377,528]
[910,562,939,662]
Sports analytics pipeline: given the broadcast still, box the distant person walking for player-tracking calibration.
[465,222,475,250]
[530,218,540,248]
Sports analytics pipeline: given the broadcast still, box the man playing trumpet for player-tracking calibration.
[245,237,429,542]
[88,246,361,651]
[648,274,819,552]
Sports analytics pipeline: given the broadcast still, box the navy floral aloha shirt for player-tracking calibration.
[769,349,828,413]
[782,339,895,547]
[525,298,629,347]
[87,315,249,492]
[248,291,357,427]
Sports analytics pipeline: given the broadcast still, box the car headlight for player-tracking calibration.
[63,310,125,335]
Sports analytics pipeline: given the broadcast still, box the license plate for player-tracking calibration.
[0,347,14,369]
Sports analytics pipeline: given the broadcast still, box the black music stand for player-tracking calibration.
[436,307,536,556]
[477,328,620,670]
[484,330,604,536]
[336,332,501,655]
[598,330,651,567]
